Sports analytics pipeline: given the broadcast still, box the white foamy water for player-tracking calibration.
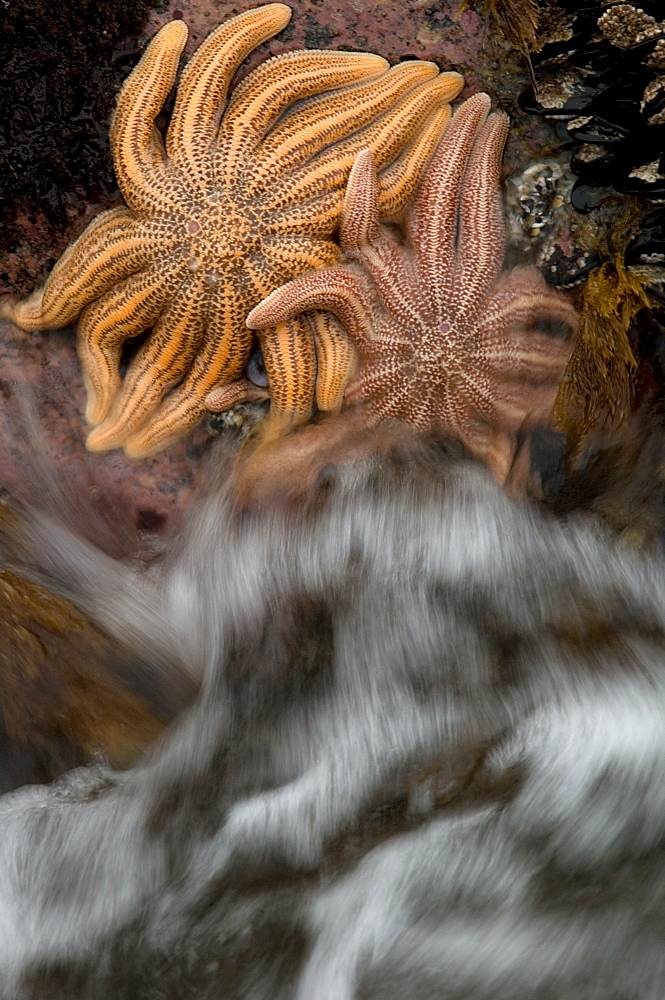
[1,447,665,998]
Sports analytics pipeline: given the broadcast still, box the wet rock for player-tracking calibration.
[0,317,195,563]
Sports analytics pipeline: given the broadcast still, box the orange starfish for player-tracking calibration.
[248,93,579,483]
[1,4,463,458]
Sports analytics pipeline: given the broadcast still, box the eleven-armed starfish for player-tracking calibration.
[1,4,463,458]
[248,92,579,483]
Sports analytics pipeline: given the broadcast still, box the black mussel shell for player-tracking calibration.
[540,245,601,287]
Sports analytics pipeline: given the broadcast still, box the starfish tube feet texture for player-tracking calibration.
[247,92,579,484]
[2,3,464,458]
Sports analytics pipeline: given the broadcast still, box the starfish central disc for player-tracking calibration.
[419,321,469,370]
[177,199,264,273]
[2,3,464,458]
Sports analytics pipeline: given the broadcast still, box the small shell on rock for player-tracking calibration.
[506,160,565,240]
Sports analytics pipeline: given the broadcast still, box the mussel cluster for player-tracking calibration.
[522,1,665,286]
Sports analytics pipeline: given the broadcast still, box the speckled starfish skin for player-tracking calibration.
[1,4,463,458]
[248,93,579,483]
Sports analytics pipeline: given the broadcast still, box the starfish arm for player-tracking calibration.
[405,384,441,431]
[110,20,188,213]
[483,321,576,369]
[122,290,252,457]
[348,355,412,412]
[241,256,283,301]
[454,365,498,424]
[247,267,376,351]
[370,248,432,335]
[218,50,388,178]
[281,72,464,208]
[78,261,180,426]
[408,91,492,305]
[388,380,442,431]
[260,237,340,273]
[453,111,510,316]
[488,333,573,418]
[478,267,579,348]
[307,311,358,413]
[205,379,269,411]
[339,151,429,327]
[513,335,574,376]
[259,318,316,421]
[85,277,208,452]
[492,375,566,429]
[1,208,145,330]
[478,378,528,433]
[166,4,291,186]
[365,327,413,353]
[248,61,441,197]
[488,337,572,394]
[377,104,452,220]
[339,149,381,250]
[264,191,343,239]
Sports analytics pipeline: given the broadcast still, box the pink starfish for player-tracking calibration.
[248,92,578,483]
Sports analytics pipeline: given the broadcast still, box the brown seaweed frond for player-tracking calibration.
[0,560,165,769]
[478,0,541,51]
[554,199,652,454]
[464,0,541,86]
